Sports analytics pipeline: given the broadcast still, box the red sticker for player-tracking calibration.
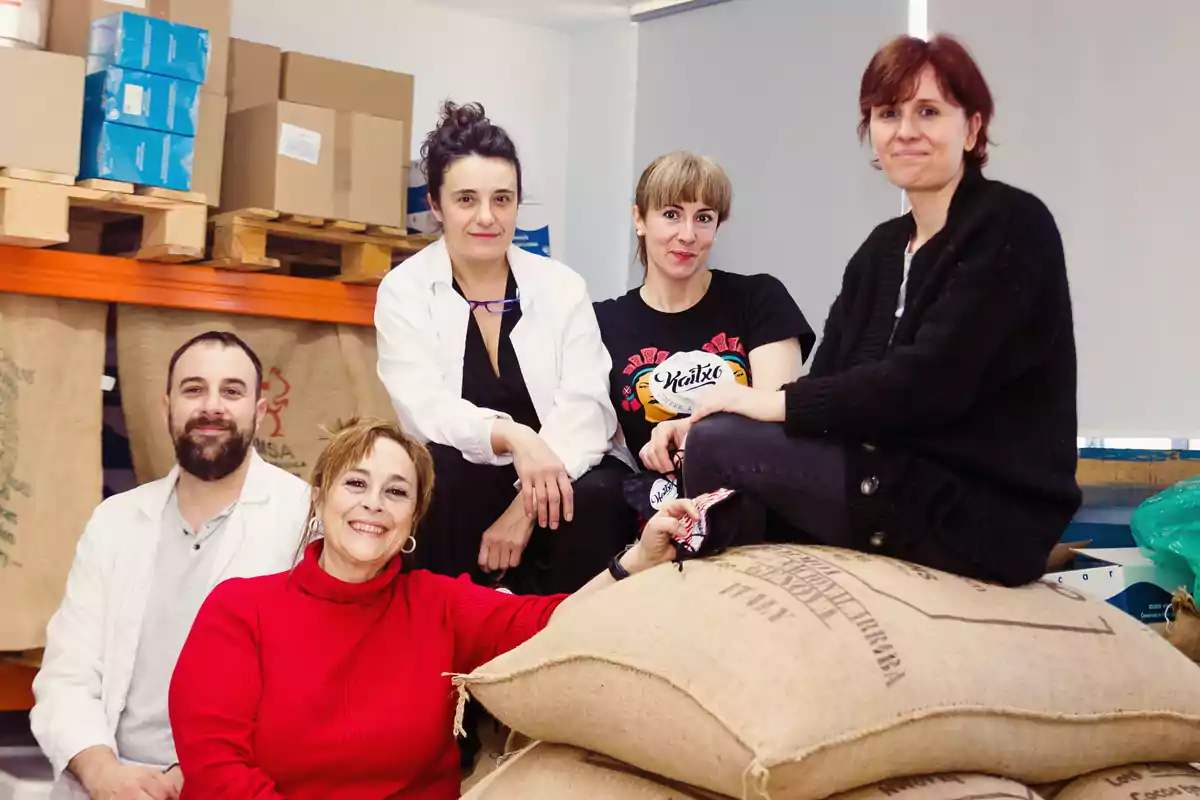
[676,488,736,554]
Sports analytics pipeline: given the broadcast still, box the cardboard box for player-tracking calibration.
[1046,547,1194,626]
[0,0,49,49]
[85,66,200,135]
[88,12,209,84]
[222,101,335,218]
[0,49,85,176]
[227,37,281,113]
[47,0,166,59]
[334,112,406,227]
[155,0,229,95]
[79,120,194,190]
[193,91,227,206]
[281,52,413,156]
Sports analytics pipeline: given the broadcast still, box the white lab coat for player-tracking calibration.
[30,451,310,798]
[375,238,621,480]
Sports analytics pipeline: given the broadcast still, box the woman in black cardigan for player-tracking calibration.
[676,34,1082,586]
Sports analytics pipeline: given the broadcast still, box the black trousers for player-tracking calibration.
[417,444,638,596]
[682,413,983,577]
[682,413,853,552]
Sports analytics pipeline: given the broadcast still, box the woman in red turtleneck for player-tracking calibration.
[168,418,691,799]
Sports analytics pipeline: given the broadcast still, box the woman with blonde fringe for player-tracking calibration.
[595,151,814,514]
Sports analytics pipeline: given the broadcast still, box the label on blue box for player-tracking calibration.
[513,226,551,258]
[1046,547,1193,625]
[80,120,195,192]
[85,67,200,136]
[88,11,210,84]
[513,204,552,258]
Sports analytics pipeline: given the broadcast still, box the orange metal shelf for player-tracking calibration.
[0,661,35,711]
[0,245,377,326]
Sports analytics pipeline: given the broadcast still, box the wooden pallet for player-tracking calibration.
[204,208,436,284]
[0,168,208,262]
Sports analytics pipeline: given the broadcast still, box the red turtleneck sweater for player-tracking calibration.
[169,541,565,799]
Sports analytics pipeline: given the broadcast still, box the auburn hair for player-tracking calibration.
[858,34,995,168]
[295,417,435,567]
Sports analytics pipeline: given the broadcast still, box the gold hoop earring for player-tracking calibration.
[401,536,417,555]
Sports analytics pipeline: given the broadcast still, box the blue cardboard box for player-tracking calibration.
[80,120,194,191]
[85,67,200,137]
[88,12,210,84]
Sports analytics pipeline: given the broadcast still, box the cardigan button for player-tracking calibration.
[860,476,880,497]
[869,531,887,548]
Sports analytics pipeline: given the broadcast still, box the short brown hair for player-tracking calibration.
[858,34,995,168]
[295,417,435,565]
[635,151,733,267]
[166,331,262,398]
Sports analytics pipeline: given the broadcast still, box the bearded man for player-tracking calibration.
[31,331,309,800]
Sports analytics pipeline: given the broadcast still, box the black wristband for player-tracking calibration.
[608,549,632,581]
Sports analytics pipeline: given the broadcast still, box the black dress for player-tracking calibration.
[417,270,636,596]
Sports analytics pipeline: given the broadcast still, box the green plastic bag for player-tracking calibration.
[1131,476,1200,597]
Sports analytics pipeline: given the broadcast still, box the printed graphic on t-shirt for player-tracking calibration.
[619,333,750,423]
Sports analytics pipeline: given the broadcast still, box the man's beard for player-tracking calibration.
[171,413,255,482]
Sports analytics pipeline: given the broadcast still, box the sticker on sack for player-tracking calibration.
[673,488,736,565]
[621,472,678,522]
[650,350,734,415]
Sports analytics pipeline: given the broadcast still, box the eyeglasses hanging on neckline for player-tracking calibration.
[465,290,520,315]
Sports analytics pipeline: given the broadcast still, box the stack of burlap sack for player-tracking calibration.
[456,544,1200,799]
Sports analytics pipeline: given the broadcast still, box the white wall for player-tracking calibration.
[633,0,907,338]
[930,0,1200,438]
[230,0,571,259]
[562,19,640,300]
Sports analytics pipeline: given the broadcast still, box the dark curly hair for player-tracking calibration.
[420,100,523,207]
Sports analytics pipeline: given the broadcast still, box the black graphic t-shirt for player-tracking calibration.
[595,270,814,469]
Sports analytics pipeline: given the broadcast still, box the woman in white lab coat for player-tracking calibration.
[374,102,637,600]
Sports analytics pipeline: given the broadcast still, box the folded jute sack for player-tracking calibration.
[461,742,729,799]
[456,545,1200,799]
[117,304,394,482]
[1049,763,1200,799]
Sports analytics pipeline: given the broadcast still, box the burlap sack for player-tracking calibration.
[830,775,1044,799]
[0,294,105,650]
[116,305,395,482]
[460,545,1200,800]
[1052,763,1200,800]
[462,742,730,799]
[465,742,1044,800]
[1166,591,1200,662]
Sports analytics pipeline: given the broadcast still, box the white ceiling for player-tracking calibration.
[420,0,638,28]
